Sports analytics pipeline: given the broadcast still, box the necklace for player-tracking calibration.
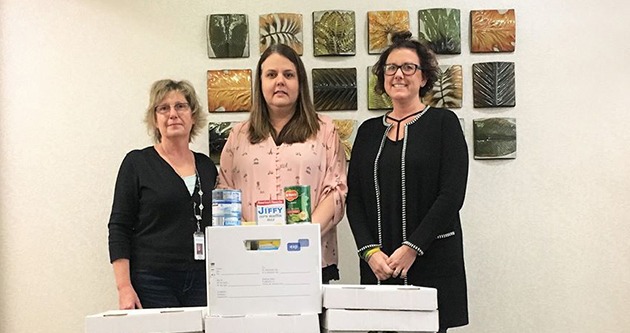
[386,109,425,142]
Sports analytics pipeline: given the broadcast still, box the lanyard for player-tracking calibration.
[192,169,203,232]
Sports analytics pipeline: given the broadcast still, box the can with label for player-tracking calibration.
[212,189,242,226]
[284,185,311,224]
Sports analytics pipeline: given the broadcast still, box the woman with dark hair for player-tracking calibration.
[347,31,469,332]
[218,44,347,283]
[108,79,218,309]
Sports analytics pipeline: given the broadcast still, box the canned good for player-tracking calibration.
[284,185,311,224]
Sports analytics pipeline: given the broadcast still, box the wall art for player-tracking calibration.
[332,119,358,161]
[418,8,461,54]
[312,68,357,111]
[207,69,252,112]
[206,14,249,58]
[367,11,410,54]
[470,9,516,53]
[208,121,236,164]
[473,117,516,159]
[313,10,356,56]
[367,66,393,110]
[423,64,463,108]
[472,62,515,108]
[259,13,303,55]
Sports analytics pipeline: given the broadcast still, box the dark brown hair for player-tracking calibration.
[248,44,319,144]
[372,31,439,98]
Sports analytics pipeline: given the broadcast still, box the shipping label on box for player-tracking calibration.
[205,313,319,333]
[85,307,205,333]
[322,308,439,332]
[322,284,437,311]
[206,224,322,315]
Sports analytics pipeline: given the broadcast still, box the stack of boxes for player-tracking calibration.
[204,223,322,333]
[321,284,439,333]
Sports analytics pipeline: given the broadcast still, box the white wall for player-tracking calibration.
[1,0,629,332]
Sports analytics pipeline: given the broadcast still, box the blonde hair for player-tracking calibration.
[144,79,206,143]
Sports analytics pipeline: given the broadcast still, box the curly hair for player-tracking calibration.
[372,31,439,98]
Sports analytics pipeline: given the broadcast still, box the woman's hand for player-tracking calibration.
[117,284,142,310]
[386,245,417,279]
[367,251,394,281]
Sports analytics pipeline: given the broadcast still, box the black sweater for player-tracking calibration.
[108,147,217,271]
[347,107,469,328]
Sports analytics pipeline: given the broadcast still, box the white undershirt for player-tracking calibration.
[182,174,196,196]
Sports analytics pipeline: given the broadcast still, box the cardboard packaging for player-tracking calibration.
[321,308,439,332]
[322,284,438,311]
[85,307,204,333]
[206,224,322,315]
[255,199,286,225]
[205,313,319,333]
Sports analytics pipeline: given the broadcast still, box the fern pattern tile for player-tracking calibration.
[313,10,356,56]
[470,9,516,53]
[259,13,303,55]
[207,69,252,112]
[208,122,236,164]
[424,64,463,108]
[367,66,393,110]
[418,8,461,54]
[473,118,516,159]
[367,11,410,54]
[206,14,249,58]
[312,68,357,111]
[472,62,515,108]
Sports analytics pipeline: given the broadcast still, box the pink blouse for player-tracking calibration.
[218,114,348,268]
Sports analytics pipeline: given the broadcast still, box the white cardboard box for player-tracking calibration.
[206,224,322,315]
[322,284,438,311]
[85,307,205,333]
[205,313,319,333]
[322,308,439,332]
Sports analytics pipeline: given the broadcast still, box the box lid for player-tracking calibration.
[323,284,437,310]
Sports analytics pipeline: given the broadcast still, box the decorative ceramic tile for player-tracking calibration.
[312,68,357,111]
[423,64,463,108]
[367,11,410,54]
[208,121,236,164]
[418,8,461,54]
[207,69,252,112]
[313,10,356,56]
[470,9,516,53]
[207,14,249,58]
[332,119,358,161]
[472,62,515,108]
[473,118,516,159]
[259,13,303,55]
[367,66,393,110]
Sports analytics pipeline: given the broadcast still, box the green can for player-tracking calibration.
[284,185,311,224]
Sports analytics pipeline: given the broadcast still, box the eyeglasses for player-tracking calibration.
[383,63,422,76]
[154,102,191,114]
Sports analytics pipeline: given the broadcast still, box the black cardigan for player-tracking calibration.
[108,147,217,271]
[347,107,469,329]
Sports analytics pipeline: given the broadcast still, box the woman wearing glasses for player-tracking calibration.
[347,31,469,332]
[108,79,217,309]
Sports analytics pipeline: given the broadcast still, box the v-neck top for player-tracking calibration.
[108,147,218,271]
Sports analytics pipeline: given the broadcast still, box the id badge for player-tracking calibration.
[193,232,205,260]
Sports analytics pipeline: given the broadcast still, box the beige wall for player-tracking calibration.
[2,0,630,332]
